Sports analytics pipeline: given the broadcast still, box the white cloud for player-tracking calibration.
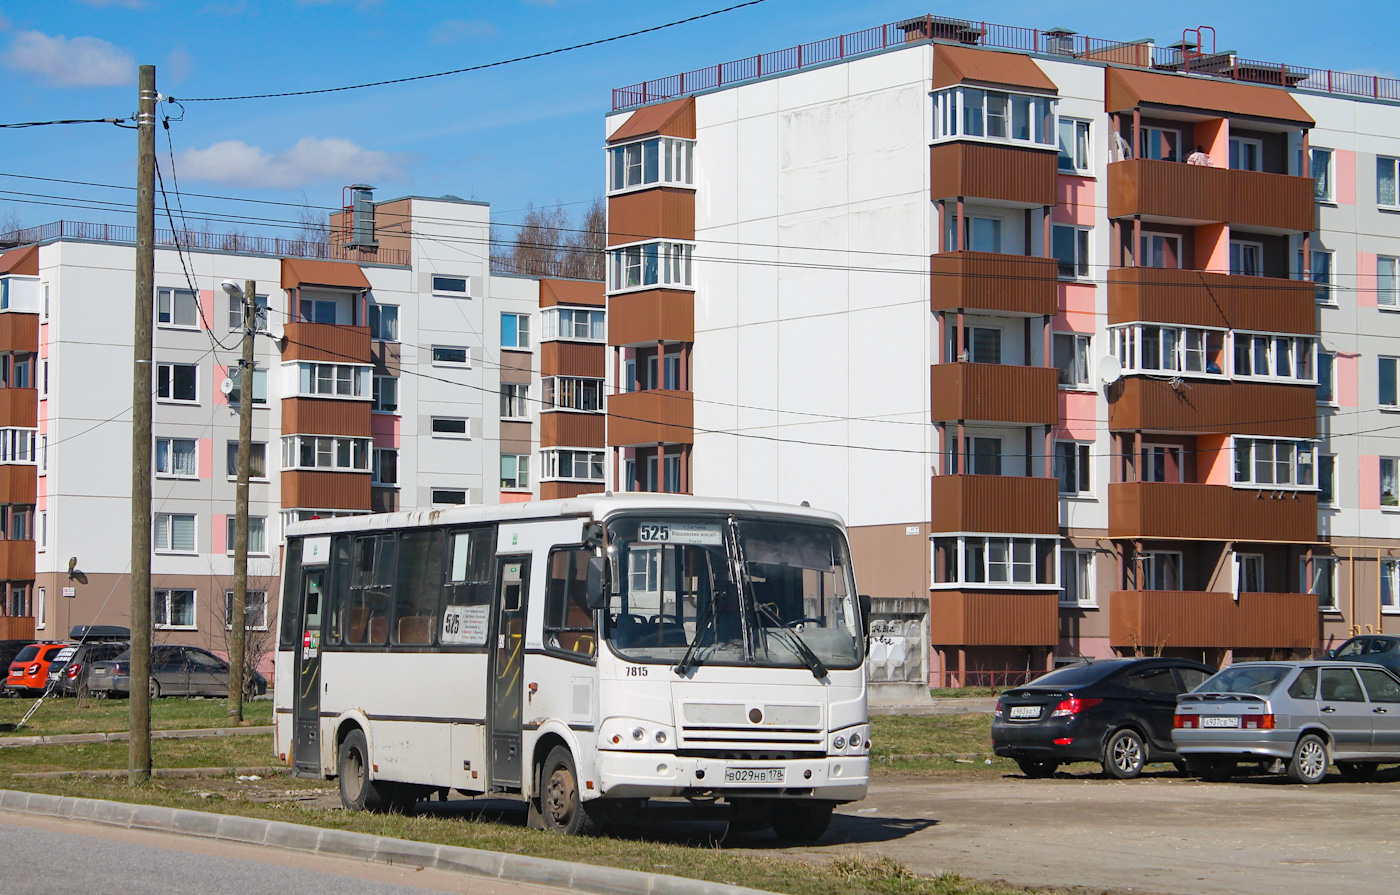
[176,137,403,189]
[166,47,191,84]
[5,30,134,87]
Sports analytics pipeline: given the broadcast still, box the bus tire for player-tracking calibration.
[769,801,834,842]
[338,728,387,812]
[538,745,602,835]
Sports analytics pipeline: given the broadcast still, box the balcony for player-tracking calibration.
[1107,377,1315,439]
[1107,267,1314,335]
[1110,590,1317,650]
[0,388,37,428]
[541,481,606,501]
[607,188,695,245]
[607,390,693,446]
[1107,159,1314,231]
[281,398,371,438]
[1109,481,1316,542]
[607,290,695,346]
[541,411,606,447]
[928,590,1058,647]
[0,465,36,504]
[282,323,371,365]
[0,539,34,580]
[541,341,606,378]
[0,615,34,640]
[930,141,1057,206]
[930,362,1058,425]
[281,471,371,511]
[929,251,1057,316]
[930,474,1059,535]
[0,312,38,352]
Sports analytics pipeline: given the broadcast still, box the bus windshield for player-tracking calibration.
[603,514,863,672]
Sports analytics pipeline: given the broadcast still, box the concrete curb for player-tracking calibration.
[0,789,776,895]
[0,725,274,748]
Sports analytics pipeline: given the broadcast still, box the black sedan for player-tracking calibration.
[993,657,1214,779]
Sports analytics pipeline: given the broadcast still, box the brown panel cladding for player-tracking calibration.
[1107,160,1314,231]
[542,481,606,500]
[281,398,372,437]
[931,45,1057,92]
[541,412,606,447]
[929,363,1058,425]
[848,522,930,600]
[1104,66,1314,126]
[280,258,370,291]
[0,314,39,352]
[607,189,696,246]
[928,590,1059,646]
[0,540,33,581]
[500,349,532,385]
[1110,590,1317,649]
[500,421,533,455]
[1107,267,1314,335]
[540,279,606,308]
[0,246,39,276]
[281,471,370,511]
[607,290,695,346]
[0,615,34,640]
[930,142,1057,205]
[929,252,1057,315]
[282,323,372,364]
[606,96,696,143]
[607,390,693,446]
[368,198,413,259]
[1109,482,1316,542]
[541,341,606,378]
[929,474,1059,535]
[1107,377,1315,439]
[0,466,36,504]
[370,340,401,376]
[370,487,400,514]
[0,388,38,428]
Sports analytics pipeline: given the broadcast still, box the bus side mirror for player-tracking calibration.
[586,555,610,610]
[858,594,872,644]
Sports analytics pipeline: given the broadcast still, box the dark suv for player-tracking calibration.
[1328,635,1400,675]
[48,641,130,696]
[993,657,1214,779]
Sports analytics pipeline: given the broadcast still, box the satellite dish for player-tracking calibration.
[220,378,235,396]
[1098,355,1123,386]
[268,319,286,343]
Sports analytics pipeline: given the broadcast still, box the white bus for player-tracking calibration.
[273,494,870,838]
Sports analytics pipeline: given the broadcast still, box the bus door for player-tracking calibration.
[291,537,330,776]
[489,555,530,790]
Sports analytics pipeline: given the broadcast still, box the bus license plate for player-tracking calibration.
[1202,717,1240,728]
[725,767,784,784]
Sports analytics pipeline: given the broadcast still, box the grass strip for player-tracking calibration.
[0,697,273,736]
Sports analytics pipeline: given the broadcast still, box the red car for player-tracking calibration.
[6,642,66,696]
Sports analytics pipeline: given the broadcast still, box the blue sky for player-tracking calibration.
[1,0,1397,237]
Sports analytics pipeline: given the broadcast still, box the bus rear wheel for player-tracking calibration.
[338,728,387,812]
[536,746,602,835]
[769,801,834,842]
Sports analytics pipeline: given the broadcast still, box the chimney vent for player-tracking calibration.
[348,184,377,249]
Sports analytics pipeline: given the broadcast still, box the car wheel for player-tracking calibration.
[1103,729,1147,780]
[1336,760,1377,783]
[338,728,387,812]
[770,801,834,842]
[1016,758,1059,778]
[537,745,603,835]
[1287,734,1329,785]
[148,679,160,700]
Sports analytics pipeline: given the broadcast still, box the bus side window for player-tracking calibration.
[545,548,596,660]
[279,538,304,650]
[394,529,442,645]
[327,535,351,645]
[347,535,395,645]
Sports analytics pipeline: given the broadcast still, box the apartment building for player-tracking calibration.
[0,191,603,650]
[602,15,1400,685]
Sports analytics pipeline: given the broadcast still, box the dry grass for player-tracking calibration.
[0,697,273,736]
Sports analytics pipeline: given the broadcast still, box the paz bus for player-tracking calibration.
[273,494,870,838]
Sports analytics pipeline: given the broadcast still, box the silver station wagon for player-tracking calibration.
[1172,661,1400,784]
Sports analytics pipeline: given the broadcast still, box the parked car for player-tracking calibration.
[993,657,1215,779]
[88,645,267,699]
[5,642,67,696]
[1173,660,1400,783]
[48,641,130,696]
[1328,635,1400,675]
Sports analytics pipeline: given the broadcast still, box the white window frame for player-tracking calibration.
[1317,351,1336,405]
[1303,556,1339,613]
[0,428,38,465]
[1053,332,1092,390]
[542,376,604,412]
[1057,117,1091,174]
[1382,457,1399,508]
[1060,548,1096,607]
[539,307,606,342]
[430,416,470,439]
[154,437,198,479]
[1140,551,1183,590]
[225,514,268,556]
[34,586,44,629]
[1233,552,1266,598]
[501,312,531,349]
[224,590,268,631]
[606,241,695,293]
[156,361,199,404]
[1109,324,1227,378]
[930,534,1060,590]
[607,136,696,194]
[1311,147,1334,203]
[1229,239,1265,278]
[1232,437,1316,491]
[227,292,268,332]
[1380,356,1399,409]
[430,345,471,368]
[1378,156,1400,210]
[930,86,1057,147]
[1055,441,1092,497]
[371,375,398,413]
[1319,454,1337,506]
[227,367,268,407]
[1140,126,1181,162]
[1379,257,1399,308]
[153,513,197,555]
[541,447,607,482]
[1229,136,1263,172]
[1232,332,1316,384]
[1383,560,1400,613]
[367,303,399,342]
[1300,249,1334,305]
[288,361,372,399]
[156,287,199,329]
[431,275,470,298]
[371,447,398,487]
[279,435,372,472]
[154,588,197,630]
[501,453,530,490]
[500,383,530,421]
[225,440,268,481]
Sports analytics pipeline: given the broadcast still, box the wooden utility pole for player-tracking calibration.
[129,63,156,784]
[228,279,255,721]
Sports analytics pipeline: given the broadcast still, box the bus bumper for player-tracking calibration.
[594,751,869,802]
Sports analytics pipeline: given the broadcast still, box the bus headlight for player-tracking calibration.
[655,730,667,744]
[632,727,646,741]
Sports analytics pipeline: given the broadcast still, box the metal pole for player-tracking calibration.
[129,63,156,785]
[228,279,255,722]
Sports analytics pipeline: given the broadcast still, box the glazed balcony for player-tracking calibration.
[607,389,693,446]
[928,590,1059,647]
[1107,377,1316,439]
[929,362,1058,425]
[1107,267,1314,336]
[282,323,371,365]
[1110,590,1317,650]
[929,251,1057,316]
[930,474,1059,535]
[1109,481,1316,543]
[1107,159,1314,231]
[930,141,1057,206]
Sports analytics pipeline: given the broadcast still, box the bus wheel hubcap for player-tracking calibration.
[547,768,576,824]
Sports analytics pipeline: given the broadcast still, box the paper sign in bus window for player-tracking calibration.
[442,604,490,645]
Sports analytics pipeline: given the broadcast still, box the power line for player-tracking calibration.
[0,117,130,129]
[170,0,772,103]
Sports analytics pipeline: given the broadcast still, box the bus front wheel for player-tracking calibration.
[535,746,602,835]
[338,728,387,812]
[770,801,834,842]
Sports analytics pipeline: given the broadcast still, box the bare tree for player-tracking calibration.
[203,560,278,702]
[295,193,331,258]
[492,197,605,281]
[0,206,22,246]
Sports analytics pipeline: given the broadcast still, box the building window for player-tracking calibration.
[0,353,33,388]
[946,435,1002,476]
[154,437,197,478]
[948,325,1003,364]
[1110,324,1226,376]
[371,376,398,413]
[501,312,531,349]
[931,535,1059,588]
[280,435,371,471]
[1140,551,1182,590]
[540,307,605,342]
[1057,118,1090,173]
[430,345,470,367]
[34,586,44,629]
[224,590,268,630]
[0,505,32,540]
[1141,127,1181,162]
[372,447,398,486]
[1382,357,1399,408]
[154,513,196,554]
[542,376,603,412]
[1061,549,1095,607]
[1382,457,1399,507]
[1235,553,1266,593]
[1052,225,1090,278]
[945,215,1003,254]
[367,303,398,341]
[931,86,1056,147]
[1233,437,1315,490]
[0,428,36,464]
[430,417,469,438]
[431,489,468,505]
[300,298,337,324]
[664,454,681,492]
[607,136,695,192]
[1311,148,1333,201]
[227,367,267,406]
[500,383,529,420]
[1319,455,1336,504]
[1229,137,1263,172]
[154,588,196,629]
[225,515,267,555]
[1378,156,1399,208]
[1055,442,1091,496]
[294,362,371,398]
[1053,332,1091,388]
[225,441,268,479]
[157,288,199,328]
[542,449,606,481]
[226,292,268,332]
[431,275,469,298]
[1303,557,1339,612]
[1233,333,1315,383]
[1380,257,1399,308]
[1229,240,1264,277]
[38,510,45,550]
[156,362,198,403]
[607,242,694,292]
[501,454,530,489]
[1318,352,1335,404]
[1139,233,1182,269]
[1300,250,1333,304]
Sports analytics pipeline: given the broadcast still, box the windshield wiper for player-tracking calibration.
[752,600,827,680]
[674,549,725,677]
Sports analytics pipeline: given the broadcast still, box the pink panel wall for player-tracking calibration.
[212,513,227,554]
[1337,353,1359,407]
[1194,118,1228,163]
[1058,283,1095,315]
[1361,456,1380,510]
[38,324,48,358]
[1060,636,1116,660]
[1358,253,1377,308]
[1053,176,1096,226]
[1197,434,1231,485]
[1197,223,1229,273]
[370,413,400,447]
[198,289,216,330]
[1335,150,1356,205]
[198,438,212,479]
[500,491,532,504]
[1055,392,1097,441]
